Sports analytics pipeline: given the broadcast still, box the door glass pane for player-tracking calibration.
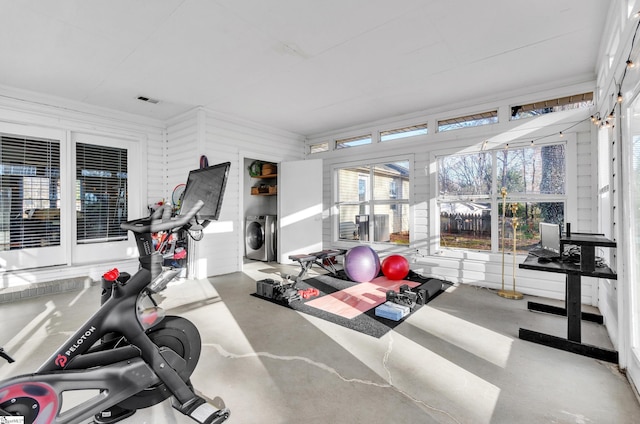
[76,143,128,243]
[0,135,61,251]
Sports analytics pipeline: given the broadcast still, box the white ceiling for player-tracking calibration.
[0,0,609,136]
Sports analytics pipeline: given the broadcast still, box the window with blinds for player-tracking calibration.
[76,143,128,243]
[0,134,61,251]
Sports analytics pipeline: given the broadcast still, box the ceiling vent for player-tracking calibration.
[137,96,159,104]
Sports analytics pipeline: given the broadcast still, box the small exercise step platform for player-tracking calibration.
[289,249,347,280]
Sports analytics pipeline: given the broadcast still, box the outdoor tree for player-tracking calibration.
[540,144,565,224]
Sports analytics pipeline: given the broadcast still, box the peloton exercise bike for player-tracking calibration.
[0,161,231,424]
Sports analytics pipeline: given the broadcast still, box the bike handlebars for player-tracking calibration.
[120,200,205,234]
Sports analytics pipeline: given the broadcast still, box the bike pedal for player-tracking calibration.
[173,395,230,424]
[93,406,136,424]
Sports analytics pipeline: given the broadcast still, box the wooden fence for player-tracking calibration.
[440,211,491,235]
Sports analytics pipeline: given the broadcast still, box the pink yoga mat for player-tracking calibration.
[305,276,419,319]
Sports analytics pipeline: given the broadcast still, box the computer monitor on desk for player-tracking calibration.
[530,222,561,259]
[540,222,561,253]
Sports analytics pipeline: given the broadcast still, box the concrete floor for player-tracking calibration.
[1,260,639,423]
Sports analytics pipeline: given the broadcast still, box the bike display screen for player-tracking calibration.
[180,162,231,222]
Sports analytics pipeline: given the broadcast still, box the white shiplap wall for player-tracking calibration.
[309,83,597,303]
[166,108,305,278]
[163,112,199,204]
[576,130,595,231]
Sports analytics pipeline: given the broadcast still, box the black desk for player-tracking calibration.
[560,233,616,273]
[518,253,618,363]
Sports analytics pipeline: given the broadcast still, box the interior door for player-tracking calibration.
[278,159,323,263]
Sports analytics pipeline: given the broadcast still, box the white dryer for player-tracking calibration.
[245,215,276,261]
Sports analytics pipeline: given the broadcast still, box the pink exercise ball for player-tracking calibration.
[344,246,380,283]
[381,255,410,280]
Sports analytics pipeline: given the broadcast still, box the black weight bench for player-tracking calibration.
[288,249,347,280]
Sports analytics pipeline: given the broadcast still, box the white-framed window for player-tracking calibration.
[309,142,330,154]
[76,143,128,244]
[510,92,593,120]
[335,134,372,149]
[438,110,498,132]
[436,142,567,252]
[380,123,428,142]
[335,157,411,245]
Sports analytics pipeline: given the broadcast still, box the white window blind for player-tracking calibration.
[76,143,128,243]
[0,134,61,251]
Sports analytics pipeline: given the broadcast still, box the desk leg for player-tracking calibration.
[526,302,603,324]
[580,245,596,273]
[566,274,581,343]
[519,264,618,363]
[519,328,619,363]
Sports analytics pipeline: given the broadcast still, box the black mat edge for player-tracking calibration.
[251,272,452,338]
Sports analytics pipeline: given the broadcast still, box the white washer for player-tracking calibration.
[245,215,276,261]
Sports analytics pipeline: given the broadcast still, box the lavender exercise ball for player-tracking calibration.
[344,246,380,283]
